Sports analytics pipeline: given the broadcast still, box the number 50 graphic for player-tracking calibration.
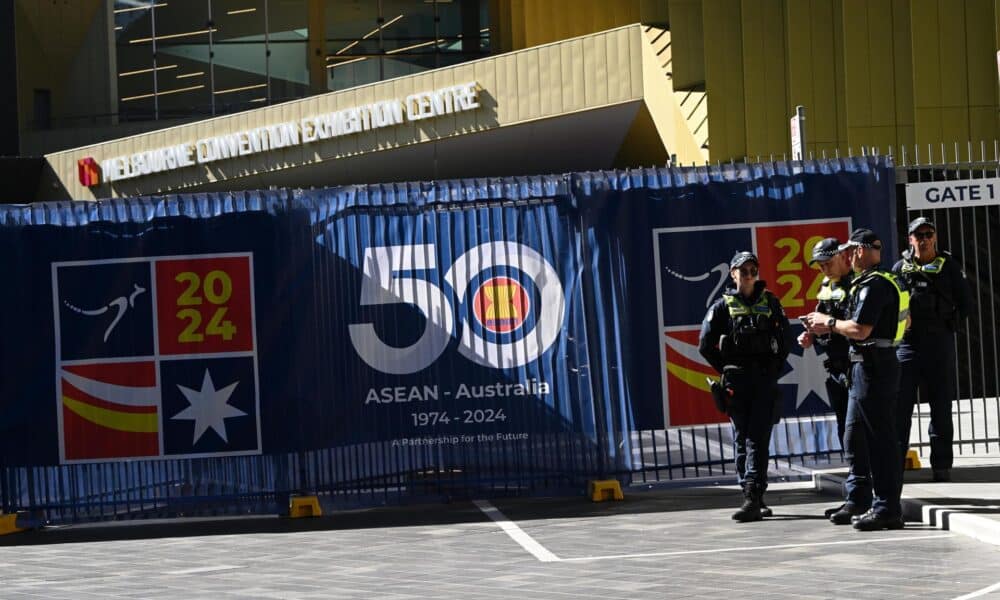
[349,242,566,375]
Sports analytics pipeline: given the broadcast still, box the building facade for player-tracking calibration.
[7,0,1000,200]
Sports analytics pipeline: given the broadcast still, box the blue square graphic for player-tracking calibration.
[56,261,154,361]
[160,356,259,455]
[657,227,754,327]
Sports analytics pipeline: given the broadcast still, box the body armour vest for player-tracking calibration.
[898,253,956,328]
[721,292,780,359]
[815,275,852,358]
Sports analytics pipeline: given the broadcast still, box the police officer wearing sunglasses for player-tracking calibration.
[804,228,909,531]
[699,251,789,522]
[892,217,971,482]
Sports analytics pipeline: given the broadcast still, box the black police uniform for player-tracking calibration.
[893,246,971,476]
[843,267,903,525]
[814,271,854,441]
[699,278,789,519]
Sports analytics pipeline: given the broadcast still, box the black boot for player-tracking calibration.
[732,484,763,522]
[759,495,773,518]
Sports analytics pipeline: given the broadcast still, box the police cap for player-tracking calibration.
[730,251,759,269]
[837,228,882,251]
[908,217,936,234]
[808,237,842,265]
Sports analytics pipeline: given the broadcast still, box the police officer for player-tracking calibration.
[893,217,971,482]
[805,228,908,531]
[699,251,789,522]
[797,238,867,523]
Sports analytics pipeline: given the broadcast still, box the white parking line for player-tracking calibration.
[950,580,1000,600]
[560,534,955,562]
[473,499,560,562]
[163,565,245,575]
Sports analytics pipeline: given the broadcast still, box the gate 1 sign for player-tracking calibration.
[905,178,1000,210]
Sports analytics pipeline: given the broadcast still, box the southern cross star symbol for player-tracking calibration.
[172,369,245,445]
[779,342,832,409]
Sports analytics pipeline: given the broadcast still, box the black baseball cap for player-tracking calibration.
[908,217,936,234]
[838,228,882,251]
[809,237,842,265]
[730,251,759,269]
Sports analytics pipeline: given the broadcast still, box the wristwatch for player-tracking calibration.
[826,317,837,329]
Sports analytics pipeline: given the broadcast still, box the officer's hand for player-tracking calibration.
[805,312,832,334]
[797,331,813,348]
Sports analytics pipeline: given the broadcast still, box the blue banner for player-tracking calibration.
[0,159,895,475]
[575,158,897,431]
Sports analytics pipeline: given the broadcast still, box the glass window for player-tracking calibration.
[209,0,269,114]
[149,2,212,118]
[324,0,382,91]
[114,1,158,121]
[266,0,310,104]
[325,0,490,93]
[111,0,491,121]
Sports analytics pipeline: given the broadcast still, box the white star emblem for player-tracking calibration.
[172,369,246,445]
[779,341,832,409]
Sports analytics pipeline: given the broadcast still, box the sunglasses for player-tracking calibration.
[912,231,935,240]
[738,266,759,277]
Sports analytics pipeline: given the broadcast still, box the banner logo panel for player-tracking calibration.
[53,254,261,464]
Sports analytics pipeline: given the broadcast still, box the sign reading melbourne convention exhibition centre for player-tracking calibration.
[92,82,481,185]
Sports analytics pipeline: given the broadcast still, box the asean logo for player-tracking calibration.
[472,276,530,334]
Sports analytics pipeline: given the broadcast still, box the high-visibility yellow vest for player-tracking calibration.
[850,270,910,345]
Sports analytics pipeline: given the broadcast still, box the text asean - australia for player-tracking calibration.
[89,82,481,185]
[905,177,1000,210]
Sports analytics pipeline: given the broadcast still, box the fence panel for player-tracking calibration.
[0,158,905,524]
[898,142,1000,459]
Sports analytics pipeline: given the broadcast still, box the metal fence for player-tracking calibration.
[3,153,997,526]
[622,143,1000,486]
[895,142,1000,460]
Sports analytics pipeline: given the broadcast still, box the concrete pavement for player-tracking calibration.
[2,476,1000,599]
[814,456,1000,548]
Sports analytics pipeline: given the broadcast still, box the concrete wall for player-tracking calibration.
[489,0,669,52]
[15,0,113,140]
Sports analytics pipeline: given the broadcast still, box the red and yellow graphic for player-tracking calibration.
[77,157,100,187]
[155,256,254,355]
[473,276,530,334]
[755,220,851,310]
[664,328,728,426]
[61,361,159,460]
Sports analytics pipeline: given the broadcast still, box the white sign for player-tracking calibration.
[94,82,481,184]
[905,177,1000,210]
[790,105,805,160]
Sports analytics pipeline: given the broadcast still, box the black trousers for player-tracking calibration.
[726,369,778,490]
[844,350,901,517]
[897,331,957,470]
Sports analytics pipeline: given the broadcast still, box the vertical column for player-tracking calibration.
[308,0,326,94]
[741,0,788,159]
[785,0,837,157]
[703,0,746,161]
[965,0,998,143]
[0,0,17,154]
[461,0,481,55]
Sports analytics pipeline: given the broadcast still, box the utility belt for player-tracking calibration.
[849,344,897,363]
[722,361,773,375]
[853,338,896,349]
